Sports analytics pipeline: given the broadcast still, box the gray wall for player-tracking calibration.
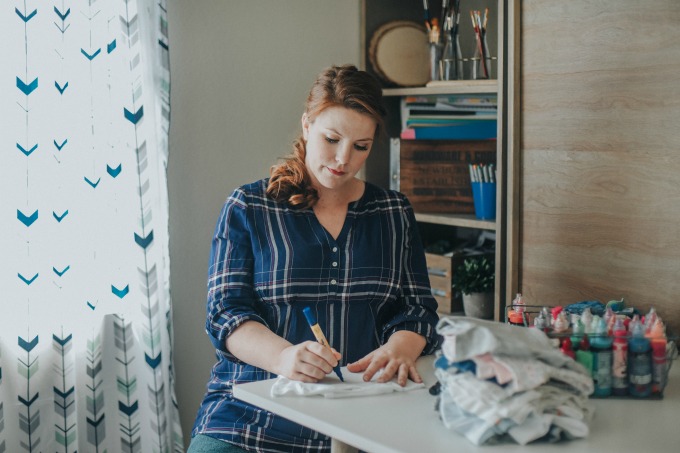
[166,1,361,447]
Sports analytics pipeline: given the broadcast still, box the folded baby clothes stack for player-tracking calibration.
[434,316,595,446]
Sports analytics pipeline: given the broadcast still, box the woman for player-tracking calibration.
[189,64,440,452]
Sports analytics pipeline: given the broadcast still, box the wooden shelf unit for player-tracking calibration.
[362,0,512,320]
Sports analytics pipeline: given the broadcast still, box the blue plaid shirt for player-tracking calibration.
[192,178,440,452]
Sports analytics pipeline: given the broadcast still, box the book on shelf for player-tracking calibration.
[402,94,497,111]
[400,95,498,140]
[400,122,497,140]
[407,109,494,118]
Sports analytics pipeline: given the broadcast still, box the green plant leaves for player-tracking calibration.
[452,256,494,295]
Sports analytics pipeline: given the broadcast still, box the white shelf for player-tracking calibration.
[383,79,498,97]
[415,212,496,230]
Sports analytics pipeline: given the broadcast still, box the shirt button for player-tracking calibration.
[332,247,338,252]
[332,262,338,267]
[331,279,337,285]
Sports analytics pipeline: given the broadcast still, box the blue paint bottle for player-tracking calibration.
[628,321,652,397]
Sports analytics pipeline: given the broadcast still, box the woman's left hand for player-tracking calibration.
[346,331,426,387]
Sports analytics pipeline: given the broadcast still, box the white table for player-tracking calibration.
[234,355,680,453]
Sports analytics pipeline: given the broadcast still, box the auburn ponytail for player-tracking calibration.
[266,137,319,209]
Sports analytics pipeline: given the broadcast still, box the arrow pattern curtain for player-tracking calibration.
[0,1,183,452]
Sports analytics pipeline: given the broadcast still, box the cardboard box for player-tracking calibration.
[425,252,463,314]
[392,139,496,213]
[426,250,495,314]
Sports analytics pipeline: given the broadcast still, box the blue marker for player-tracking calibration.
[302,307,344,382]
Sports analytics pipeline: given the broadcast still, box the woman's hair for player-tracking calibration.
[266,64,386,209]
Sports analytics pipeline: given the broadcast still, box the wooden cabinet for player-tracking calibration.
[361,0,518,320]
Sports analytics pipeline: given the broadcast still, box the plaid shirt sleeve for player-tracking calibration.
[206,188,268,361]
[380,193,441,354]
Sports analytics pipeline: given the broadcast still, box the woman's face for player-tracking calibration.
[302,105,377,194]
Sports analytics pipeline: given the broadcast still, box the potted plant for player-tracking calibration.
[452,256,495,319]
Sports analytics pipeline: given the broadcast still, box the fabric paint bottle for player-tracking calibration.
[628,321,652,397]
[590,317,613,397]
[611,318,628,396]
[648,319,667,395]
[509,293,526,326]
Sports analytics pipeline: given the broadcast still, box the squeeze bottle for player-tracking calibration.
[590,317,613,397]
[508,293,526,326]
[628,321,652,397]
[611,318,628,396]
[648,318,667,395]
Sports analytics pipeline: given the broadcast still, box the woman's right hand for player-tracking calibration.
[225,321,341,382]
[274,341,341,383]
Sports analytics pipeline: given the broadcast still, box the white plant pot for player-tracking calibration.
[462,291,494,319]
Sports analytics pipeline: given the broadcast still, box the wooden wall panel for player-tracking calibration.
[520,0,680,333]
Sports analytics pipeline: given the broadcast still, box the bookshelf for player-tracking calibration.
[361,0,515,320]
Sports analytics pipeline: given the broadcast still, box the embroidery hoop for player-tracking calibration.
[368,20,430,87]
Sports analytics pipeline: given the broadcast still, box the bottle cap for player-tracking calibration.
[551,305,563,320]
[603,306,614,323]
[649,319,666,339]
[581,308,593,332]
[533,312,546,329]
[572,319,584,335]
[554,311,569,332]
[629,321,651,353]
[631,320,645,337]
[512,293,525,314]
[613,317,627,336]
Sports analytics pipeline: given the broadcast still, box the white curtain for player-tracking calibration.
[0,1,183,452]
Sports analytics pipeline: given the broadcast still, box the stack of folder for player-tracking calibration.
[399,95,497,140]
